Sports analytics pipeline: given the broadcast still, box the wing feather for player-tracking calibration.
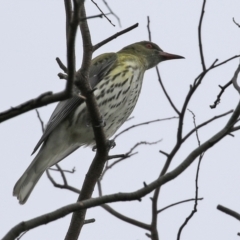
[32,53,117,154]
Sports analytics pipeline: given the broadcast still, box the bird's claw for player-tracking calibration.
[95,118,106,128]
[92,139,116,152]
[107,139,116,149]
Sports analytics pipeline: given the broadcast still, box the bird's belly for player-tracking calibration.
[71,67,144,145]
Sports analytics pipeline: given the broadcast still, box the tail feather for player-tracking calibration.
[13,143,80,204]
[13,168,44,204]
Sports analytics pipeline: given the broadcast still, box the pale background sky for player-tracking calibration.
[1,1,240,239]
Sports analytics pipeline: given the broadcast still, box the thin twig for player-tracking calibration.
[107,152,137,160]
[155,67,180,115]
[126,116,134,122]
[217,205,240,221]
[102,0,121,27]
[183,110,233,141]
[113,116,178,140]
[101,204,151,230]
[177,110,203,239]
[35,109,45,133]
[233,17,240,28]
[80,13,111,21]
[198,0,206,71]
[177,153,204,240]
[159,150,169,157]
[211,64,240,108]
[55,164,68,185]
[83,219,95,224]
[188,109,200,145]
[157,198,203,214]
[46,169,81,194]
[93,23,138,51]
[56,57,68,73]
[210,80,233,108]
[213,55,240,69]
[147,16,151,41]
[58,73,68,80]
[49,166,76,174]
[232,64,240,94]
[91,0,115,26]
[101,140,161,180]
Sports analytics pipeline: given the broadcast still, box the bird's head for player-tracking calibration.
[120,41,184,69]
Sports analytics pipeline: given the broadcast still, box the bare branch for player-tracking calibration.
[177,153,204,240]
[155,66,180,115]
[83,219,95,225]
[126,116,134,122]
[213,55,240,69]
[102,0,121,27]
[217,205,240,221]
[91,0,115,26]
[188,109,201,145]
[107,152,137,160]
[102,140,161,180]
[0,0,80,123]
[210,80,232,108]
[58,73,68,80]
[147,16,152,41]
[101,204,151,230]
[0,91,68,123]
[159,150,169,157]
[232,64,240,93]
[158,198,204,214]
[65,4,111,238]
[93,23,138,52]
[80,13,111,21]
[198,0,206,71]
[49,166,76,174]
[46,169,81,195]
[210,64,240,108]
[35,109,45,133]
[183,110,233,142]
[56,57,68,73]
[113,116,178,140]
[233,17,240,28]
[55,164,68,185]
[177,111,203,239]
[64,0,72,38]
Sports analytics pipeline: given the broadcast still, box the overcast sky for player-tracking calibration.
[1,1,240,239]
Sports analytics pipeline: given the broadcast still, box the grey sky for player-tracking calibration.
[1,1,240,239]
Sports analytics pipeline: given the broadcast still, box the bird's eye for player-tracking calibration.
[146,43,153,49]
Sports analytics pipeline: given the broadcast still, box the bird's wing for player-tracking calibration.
[32,53,117,155]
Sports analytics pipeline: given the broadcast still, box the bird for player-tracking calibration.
[13,41,184,204]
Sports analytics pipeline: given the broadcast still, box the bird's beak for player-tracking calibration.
[159,51,184,60]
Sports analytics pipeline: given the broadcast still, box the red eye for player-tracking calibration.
[146,43,153,49]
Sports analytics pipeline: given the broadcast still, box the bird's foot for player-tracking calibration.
[107,139,116,149]
[94,117,106,128]
[92,139,116,152]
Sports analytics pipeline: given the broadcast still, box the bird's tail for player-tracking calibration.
[13,152,46,205]
[13,142,80,204]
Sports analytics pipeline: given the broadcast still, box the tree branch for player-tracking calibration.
[4,96,240,239]
[93,23,138,52]
[217,205,240,221]
[198,0,206,71]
